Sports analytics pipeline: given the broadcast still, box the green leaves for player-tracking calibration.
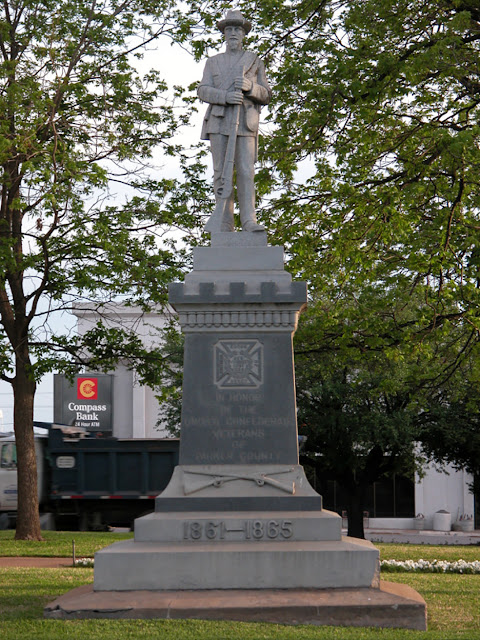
[0,0,203,392]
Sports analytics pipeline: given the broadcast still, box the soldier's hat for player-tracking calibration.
[217,9,251,34]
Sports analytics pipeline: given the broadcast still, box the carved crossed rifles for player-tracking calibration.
[183,467,296,495]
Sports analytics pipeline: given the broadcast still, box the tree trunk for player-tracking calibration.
[346,484,367,539]
[13,367,42,541]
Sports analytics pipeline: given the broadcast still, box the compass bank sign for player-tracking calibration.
[54,374,113,433]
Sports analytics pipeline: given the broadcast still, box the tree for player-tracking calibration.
[0,0,202,540]
[176,0,480,359]
[149,1,480,536]
[255,0,480,528]
[155,321,184,436]
[418,363,480,498]
[294,295,432,539]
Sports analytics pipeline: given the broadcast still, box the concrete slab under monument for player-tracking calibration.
[45,581,427,630]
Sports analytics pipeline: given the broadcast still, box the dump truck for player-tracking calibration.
[0,424,179,530]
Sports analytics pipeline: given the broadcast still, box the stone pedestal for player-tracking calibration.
[94,232,379,592]
[50,232,426,629]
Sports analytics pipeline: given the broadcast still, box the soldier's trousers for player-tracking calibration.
[210,134,256,231]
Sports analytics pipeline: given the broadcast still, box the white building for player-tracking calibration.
[371,464,475,531]
[72,303,175,439]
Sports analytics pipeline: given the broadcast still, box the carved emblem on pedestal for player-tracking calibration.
[214,339,263,388]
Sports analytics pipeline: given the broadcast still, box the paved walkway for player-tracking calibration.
[0,557,74,567]
[362,527,480,545]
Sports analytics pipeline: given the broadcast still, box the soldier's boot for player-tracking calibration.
[240,206,265,232]
[238,187,265,232]
[242,219,265,232]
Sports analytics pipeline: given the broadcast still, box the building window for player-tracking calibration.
[1,443,17,469]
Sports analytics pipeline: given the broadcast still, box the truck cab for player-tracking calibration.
[0,431,47,525]
[0,434,18,512]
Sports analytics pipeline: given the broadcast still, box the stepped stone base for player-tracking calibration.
[93,536,379,591]
[45,581,427,630]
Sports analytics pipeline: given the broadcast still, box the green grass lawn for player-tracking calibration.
[0,530,133,557]
[1,568,479,640]
[0,532,479,639]
[1,531,478,562]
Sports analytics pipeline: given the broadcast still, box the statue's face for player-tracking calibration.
[224,25,245,52]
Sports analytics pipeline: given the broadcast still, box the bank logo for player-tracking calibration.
[77,377,98,400]
[214,340,263,389]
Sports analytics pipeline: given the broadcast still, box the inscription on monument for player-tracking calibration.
[179,333,300,465]
[214,340,263,389]
[194,450,275,463]
[183,519,294,541]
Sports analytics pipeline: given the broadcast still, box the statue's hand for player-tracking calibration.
[235,76,253,92]
[226,90,244,104]
[234,76,253,92]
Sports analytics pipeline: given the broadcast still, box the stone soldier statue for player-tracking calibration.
[198,10,271,233]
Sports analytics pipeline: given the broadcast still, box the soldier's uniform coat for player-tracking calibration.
[197,48,271,230]
[198,50,271,146]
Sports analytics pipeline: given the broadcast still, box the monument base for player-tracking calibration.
[92,466,380,593]
[45,581,427,630]
[45,233,427,629]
